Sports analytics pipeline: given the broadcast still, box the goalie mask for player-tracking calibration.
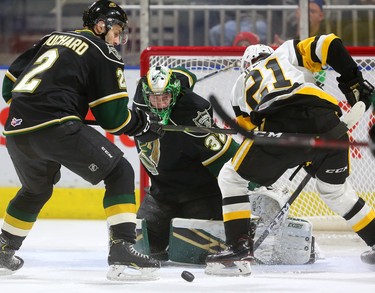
[142,66,181,125]
[82,0,129,44]
[241,44,274,72]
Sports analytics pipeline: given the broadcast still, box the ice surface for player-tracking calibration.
[0,219,374,292]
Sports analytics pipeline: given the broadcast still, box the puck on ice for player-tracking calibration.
[181,270,195,282]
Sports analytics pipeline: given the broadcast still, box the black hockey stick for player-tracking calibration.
[83,119,372,150]
[161,124,237,134]
[208,95,371,150]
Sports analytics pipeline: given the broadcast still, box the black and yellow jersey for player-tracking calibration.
[238,34,358,128]
[2,30,138,136]
[133,68,238,202]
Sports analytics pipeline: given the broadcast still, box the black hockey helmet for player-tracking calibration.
[82,0,128,42]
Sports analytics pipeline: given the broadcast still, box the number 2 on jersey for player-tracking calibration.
[13,49,59,93]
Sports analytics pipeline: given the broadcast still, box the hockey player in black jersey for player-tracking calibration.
[132,66,239,261]
[205,34,375,275]
[0,0,162,280]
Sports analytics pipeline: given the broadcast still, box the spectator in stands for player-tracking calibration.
[272,0,325,46]
[209,0,275,46]
[232,31,260,46]
[341,0,375,46]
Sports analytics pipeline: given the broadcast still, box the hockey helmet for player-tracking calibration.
[142,66,181,125]
[241,44,274,72]
[82,0,128,44]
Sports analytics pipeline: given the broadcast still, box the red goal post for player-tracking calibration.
[139,46,375,230]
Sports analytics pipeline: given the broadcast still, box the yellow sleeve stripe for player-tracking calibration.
[232,138,254,171]
[103,109,132,133]
[237,116,256,131]
[89,92,128,108]
[321,33,339,65]
[172,69,195,88]
[5,70,16,82]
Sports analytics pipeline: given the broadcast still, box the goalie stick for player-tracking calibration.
[209,94,366,251]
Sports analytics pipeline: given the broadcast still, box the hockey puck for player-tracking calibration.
[181,270,195,282]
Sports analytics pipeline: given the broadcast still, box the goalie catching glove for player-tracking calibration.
[132,108,165,142]
[337,70,375,110]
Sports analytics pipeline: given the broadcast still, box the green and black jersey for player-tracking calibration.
[2,30,138,136]
[133,68,239,202]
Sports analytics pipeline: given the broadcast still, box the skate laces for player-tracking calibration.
[128,244,150,259]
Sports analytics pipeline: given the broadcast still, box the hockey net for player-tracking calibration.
[139,46,375,231]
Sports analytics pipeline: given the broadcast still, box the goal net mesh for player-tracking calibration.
[140,46,375,230]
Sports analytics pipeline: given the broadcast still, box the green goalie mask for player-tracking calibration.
[142,66,181,125]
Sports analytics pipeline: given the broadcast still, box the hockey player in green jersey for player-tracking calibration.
[0,0,162,280]
[133,66,239,261]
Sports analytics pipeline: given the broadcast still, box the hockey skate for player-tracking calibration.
[0,234,24,275]
[205,234,253,276]
[360,245,375,264]
[107,239,161,281]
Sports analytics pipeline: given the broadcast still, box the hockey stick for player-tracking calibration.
[160,124,372,149]
[196,61,240,83]
[209,94,366,251]
[161,124,237,134]
[83,119,372,150]
[208,95,371,150]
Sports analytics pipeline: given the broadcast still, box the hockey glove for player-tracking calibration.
[337,70,375,110]
[134,109,165,143]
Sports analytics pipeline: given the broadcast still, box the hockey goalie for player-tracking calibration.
[135,184,318,271]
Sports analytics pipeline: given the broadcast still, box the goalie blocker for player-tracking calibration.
[134,217,318,266]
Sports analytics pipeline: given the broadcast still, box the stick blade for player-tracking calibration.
[343,101,366,129]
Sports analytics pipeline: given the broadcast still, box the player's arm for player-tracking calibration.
[89,64,162,140]
[231,73,257,131]
[201,133,239,177]
[2,36,48,103]
[189,99,239,177]
[171,67,197,90]
[294,33,375,109]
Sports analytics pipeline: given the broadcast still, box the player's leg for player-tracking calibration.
[60,122,160,279]
[39,121,160,279]
[314,145,375,264]
[1,134,60,275]
[204,157,253,276]
[137,192,177,260]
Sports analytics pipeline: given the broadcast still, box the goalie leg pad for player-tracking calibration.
[167,217,317,266]
[249,185,290,226]
[255,218,316,265]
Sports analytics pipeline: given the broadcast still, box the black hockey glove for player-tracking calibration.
[337,71,375,110]
[133,109,165,143]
